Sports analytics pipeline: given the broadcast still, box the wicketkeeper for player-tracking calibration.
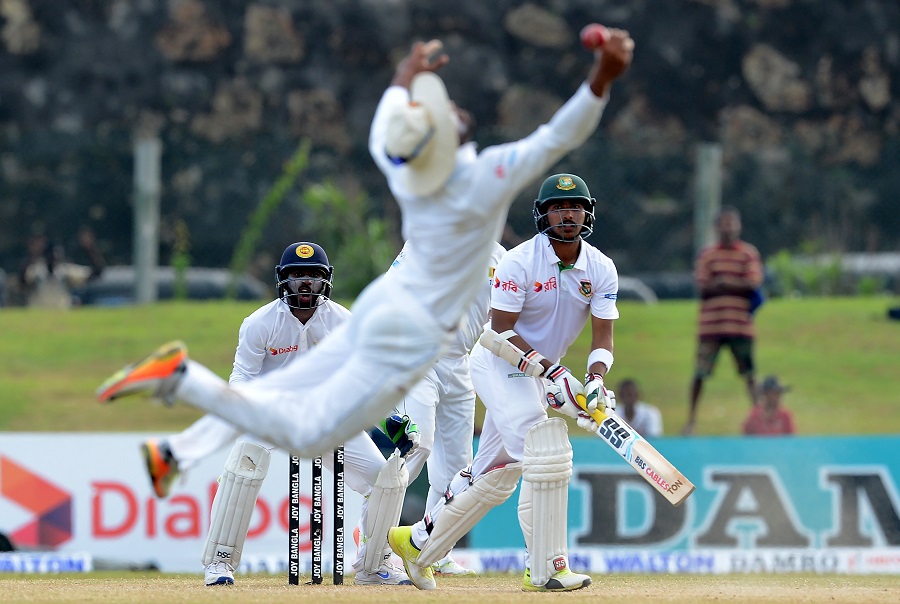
[137,242,417,586]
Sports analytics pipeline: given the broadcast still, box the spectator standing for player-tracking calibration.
[682,206,763,435]
[18,228,105,308]
[742,375,796,435]
[616,378,663,437]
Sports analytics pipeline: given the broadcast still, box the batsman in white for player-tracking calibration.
[96,26,633,573]
[134,241,417,587]
[388,240,506,576]
[388,173,620,592]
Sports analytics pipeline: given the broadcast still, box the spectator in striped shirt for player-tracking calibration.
[682,206,763,435]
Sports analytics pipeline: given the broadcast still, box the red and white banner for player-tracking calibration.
[0,433,363,573]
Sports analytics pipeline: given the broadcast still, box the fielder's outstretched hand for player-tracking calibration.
[587,28,635,97]
[391,39,450,89]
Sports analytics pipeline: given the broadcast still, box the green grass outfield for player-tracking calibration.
[1,572,899,603]
[0,296,898,436]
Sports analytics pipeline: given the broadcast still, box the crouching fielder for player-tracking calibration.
[136,241,414,587]
[388,173,620,592]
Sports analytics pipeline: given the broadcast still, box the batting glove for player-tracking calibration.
[543,377,601,433]
[545,364,585,403]
[380,414,420,457]
[585,373,615,415]
[543,364,587,418]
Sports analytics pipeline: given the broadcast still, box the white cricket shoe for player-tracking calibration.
[433,554,476,576]
[204,561,235,586]
[354,561,413,585]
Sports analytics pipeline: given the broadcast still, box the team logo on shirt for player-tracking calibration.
[534,277,558,293]
[579,280,593,298]
[556,176,576,191]
[295,245,315,259]
[269,345,299,355]
[495,278,519,292]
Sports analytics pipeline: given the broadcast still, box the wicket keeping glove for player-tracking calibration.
[379,414,420,457]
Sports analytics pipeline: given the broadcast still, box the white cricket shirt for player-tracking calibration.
[229,298,352,384]
[490,233,619,363]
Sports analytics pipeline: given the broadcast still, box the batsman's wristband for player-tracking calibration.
[587,348,614,373]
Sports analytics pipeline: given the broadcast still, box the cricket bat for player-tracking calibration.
[576,394,695,507]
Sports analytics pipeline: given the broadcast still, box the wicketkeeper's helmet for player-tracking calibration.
[533,173,595,241]
[275,242,334,309]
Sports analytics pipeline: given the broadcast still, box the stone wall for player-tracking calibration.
[1,0,898,283]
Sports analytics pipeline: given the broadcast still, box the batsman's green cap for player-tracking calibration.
[535,173,593,207]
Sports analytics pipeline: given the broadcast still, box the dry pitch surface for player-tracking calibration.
[2,573,899,603]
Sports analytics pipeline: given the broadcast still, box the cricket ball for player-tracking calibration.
[580,23,609,50]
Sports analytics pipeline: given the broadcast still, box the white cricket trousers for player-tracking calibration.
[402,354,476,511]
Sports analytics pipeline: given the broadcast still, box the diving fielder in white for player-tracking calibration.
[97,29,634,587]
[391,240,505,575]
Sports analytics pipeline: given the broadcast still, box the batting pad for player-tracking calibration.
[519,418,572,586]
[202,441,271,568]
[418,461,523,567]
[362,452,408,572]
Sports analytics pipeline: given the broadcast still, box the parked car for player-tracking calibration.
[73,266,268,306]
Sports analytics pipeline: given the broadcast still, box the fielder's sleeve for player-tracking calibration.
[229,316,269,384]
[470,83,608,199]
[369,86,408,178]
[386,241,410,274]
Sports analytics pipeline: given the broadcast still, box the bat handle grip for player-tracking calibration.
[575,393,608,424]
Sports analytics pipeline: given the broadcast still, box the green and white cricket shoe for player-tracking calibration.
[388,526,436,590]
[522,567,591,592]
